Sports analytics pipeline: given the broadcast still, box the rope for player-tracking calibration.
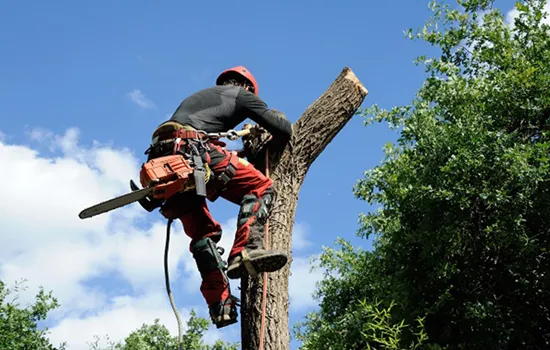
[259,148,270,350]
[164,218,184,350]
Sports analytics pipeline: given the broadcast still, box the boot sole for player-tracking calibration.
[213,314,238,329]
[227,252,288,279]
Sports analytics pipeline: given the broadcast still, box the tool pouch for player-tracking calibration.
[191,150,207,197]
[194,169,207,196]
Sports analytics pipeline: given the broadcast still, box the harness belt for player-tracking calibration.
[146,121,240,200]
[151,121,206,143]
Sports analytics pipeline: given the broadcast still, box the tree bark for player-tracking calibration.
[239,67,368,350]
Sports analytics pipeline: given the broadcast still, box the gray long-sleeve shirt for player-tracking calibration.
[168,85,292,143]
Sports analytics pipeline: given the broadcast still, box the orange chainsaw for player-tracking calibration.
[78,128,252,220]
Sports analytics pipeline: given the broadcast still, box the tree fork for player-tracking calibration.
[239,67,368,350]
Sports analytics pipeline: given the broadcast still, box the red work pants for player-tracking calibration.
[173,142,272,306]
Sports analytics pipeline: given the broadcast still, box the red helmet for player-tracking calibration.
[216,65,259,95]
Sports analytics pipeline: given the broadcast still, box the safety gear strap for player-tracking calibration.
[151,121,206,144]
[240,249,258,277]
[237,188,275,229]
[218,152,239,185]
[207,152,240,202]
[209,295,240,328]
[191,237,228,280]
[146,122,206,156]
[188,143,208,197]
[192,237,241,329]
[236,188,276,258]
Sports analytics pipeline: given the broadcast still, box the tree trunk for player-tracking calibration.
[239,67,368,350]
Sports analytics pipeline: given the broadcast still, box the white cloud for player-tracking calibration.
[28,126,54,142]
[0,126,323,348]
[292,222,312,251]
[0,128,141,260]
[0,127,237,349]
[128,89,156,109]
[288,256,325,311]
[506,7,520,25]
[48,290,191,349]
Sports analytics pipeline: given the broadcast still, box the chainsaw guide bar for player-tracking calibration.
[78,186,154,219]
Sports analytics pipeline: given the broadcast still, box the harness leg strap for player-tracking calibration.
[208,152,239,202]
[192,237,229,281]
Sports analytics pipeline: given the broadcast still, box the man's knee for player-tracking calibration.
[191,237,227,279]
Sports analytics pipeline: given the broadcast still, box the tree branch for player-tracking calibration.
[292,67,369,175]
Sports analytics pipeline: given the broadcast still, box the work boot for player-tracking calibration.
[226,248,288,279]
[209,296,239,328]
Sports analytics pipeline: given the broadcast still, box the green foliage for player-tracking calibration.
[0,278,236,350]
[0,279,66,350]
[294,242,434,350]
[359,300,429,350]
[296,0,550,349]
[88,310,239,350]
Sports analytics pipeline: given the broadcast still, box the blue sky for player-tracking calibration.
[0,0,521,349]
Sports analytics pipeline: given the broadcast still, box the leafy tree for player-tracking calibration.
[295,0,550,349]
[88,310,239,350]
[294,242,434,350]
[0,279,66,350]
[0,278,236,350]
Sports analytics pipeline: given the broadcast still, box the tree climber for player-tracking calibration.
[145,66,292,328]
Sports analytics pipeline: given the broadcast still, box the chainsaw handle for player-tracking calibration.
[130,179,162,212]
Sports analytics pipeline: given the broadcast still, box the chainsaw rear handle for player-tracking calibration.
[130,179,163,212]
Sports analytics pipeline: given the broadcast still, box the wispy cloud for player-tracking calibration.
[288,256,325,311]
[292,222,312,251]
[127,89,156,109]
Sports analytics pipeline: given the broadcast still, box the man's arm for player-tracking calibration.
[234,89,292,143]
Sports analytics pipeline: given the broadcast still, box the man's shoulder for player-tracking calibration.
[196,85,240,94]
[183,85,241,99]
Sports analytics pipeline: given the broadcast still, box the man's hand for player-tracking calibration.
[243,123,268,138]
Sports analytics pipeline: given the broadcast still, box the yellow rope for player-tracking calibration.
[182,162,211,192]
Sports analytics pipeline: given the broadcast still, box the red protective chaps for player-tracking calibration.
[172,142,272,306]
